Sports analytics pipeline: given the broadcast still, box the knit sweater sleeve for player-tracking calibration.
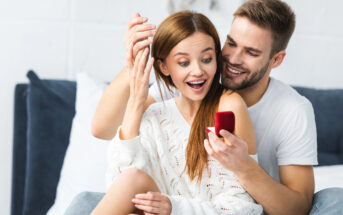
[105,114,159,190]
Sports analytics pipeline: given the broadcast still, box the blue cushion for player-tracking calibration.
[294,87,343,166]
[23,71,76,215]
[11,84,28,215]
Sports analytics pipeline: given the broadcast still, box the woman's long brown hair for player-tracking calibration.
[151,11,224,182]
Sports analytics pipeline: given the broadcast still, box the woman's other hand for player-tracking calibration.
[132,192,172,215]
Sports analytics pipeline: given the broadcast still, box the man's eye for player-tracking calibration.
[178,61,189,67]
[202,58,212,64]
[247,51,258,57]
[228,42,235,47]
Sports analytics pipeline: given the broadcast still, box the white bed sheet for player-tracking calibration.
[314,165,343,192]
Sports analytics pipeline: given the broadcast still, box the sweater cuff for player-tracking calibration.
[113,126,141,152]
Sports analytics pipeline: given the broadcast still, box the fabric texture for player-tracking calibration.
[148,78,318,182]
[248,78,318,182]
[149,80,180,102]
[64,192,105,215]
[47,73,109,215]
[106,99,263,215]
[310,187,343,215]
[64,187,343,215]
[23,71,76,215]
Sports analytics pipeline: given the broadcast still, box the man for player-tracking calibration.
[67,0,343,214]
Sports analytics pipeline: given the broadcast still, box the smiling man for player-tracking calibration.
[67,0,343,215]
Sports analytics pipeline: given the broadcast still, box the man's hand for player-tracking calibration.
[204,129,252,174]
[132,192,172,215]
[124,13,156,59]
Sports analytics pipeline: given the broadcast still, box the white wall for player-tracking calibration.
[1,0,342,214]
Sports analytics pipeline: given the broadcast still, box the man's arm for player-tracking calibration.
[92,13,156,140]
[237,158,314,215]
[205,131,314,215]
[92,68,156,140]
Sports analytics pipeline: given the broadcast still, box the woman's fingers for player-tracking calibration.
[125,42,134,70]
[134,204,159,213]
[131,50,144,82]
[142,57,154,84]
[133,192,171,215]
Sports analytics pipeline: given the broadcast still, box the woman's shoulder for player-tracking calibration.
[143,98,175,119]
[218,90,247,112]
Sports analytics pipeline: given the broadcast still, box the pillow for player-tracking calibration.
[47,73,109,214]
[24,71,76,215]
[314,165,343,192]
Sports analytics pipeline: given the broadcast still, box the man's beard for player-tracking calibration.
[222,61,270,91]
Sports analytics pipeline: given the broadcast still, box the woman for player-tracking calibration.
[92,11,262,215]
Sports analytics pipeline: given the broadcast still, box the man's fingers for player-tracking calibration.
[128,16,148,29]
[208,132,229,153]
[204,139,214,156]
[219,129,239,147]
[132,24,156,33]
[131,31,156,44]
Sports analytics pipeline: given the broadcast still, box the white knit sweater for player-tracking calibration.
[106,99,263,215]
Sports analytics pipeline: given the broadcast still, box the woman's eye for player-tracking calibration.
[178,61,189,67]
[202,58,212,64]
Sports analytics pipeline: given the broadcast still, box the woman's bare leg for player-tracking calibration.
[91,168,160,215]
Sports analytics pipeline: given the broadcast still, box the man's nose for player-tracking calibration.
[228,50,243,65]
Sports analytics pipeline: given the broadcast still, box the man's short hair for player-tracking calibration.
[234,0,296,57]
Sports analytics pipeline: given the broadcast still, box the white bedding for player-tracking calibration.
[314,165,343,192]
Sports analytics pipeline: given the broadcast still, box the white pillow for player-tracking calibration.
[47,73,109,215]
[314,165,343,192]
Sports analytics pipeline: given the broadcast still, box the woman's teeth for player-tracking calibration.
[187,80,206,89]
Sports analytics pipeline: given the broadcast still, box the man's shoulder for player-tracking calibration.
[267,78,312,110]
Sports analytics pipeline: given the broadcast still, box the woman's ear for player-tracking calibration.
[157,59,169,76]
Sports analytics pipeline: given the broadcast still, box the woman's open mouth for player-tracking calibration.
[186,80,206,89]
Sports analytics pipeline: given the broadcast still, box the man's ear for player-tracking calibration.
[157,59,169,76]
[270,50,286,69]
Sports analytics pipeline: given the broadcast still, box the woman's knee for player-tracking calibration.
[117,168,158,192]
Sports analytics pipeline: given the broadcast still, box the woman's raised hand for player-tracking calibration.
[126,43,154,106]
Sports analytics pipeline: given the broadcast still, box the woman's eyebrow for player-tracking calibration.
[202,47,214,53]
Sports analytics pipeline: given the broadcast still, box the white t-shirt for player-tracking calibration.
[149,78,318,182]
[107,99,263,215]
